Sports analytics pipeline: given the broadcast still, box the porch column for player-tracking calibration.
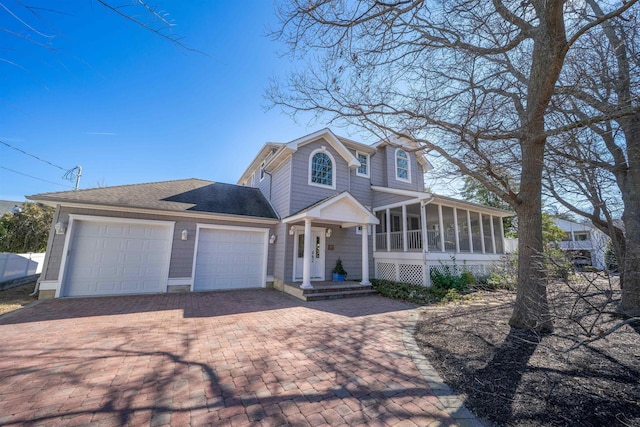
[467,210,474,253]
[402,204,408,252]
[300,218,313,289]
[385,208,391,252]
[499,217,505,254]
[489,215,496,254]
[360,224,371,285]
[453,207,460,253]
[438,204,445,252]
[420,203,428,253]
[479,213,486,253]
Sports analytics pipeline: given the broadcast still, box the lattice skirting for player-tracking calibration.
[375,260,497,286]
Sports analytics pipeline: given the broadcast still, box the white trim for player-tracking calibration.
[35,202,279,224]
[287,128,361,168]
[167,278,192,287]
[371,186,432,199]
[355,151,370,178]
[38,280,59,291]
[308,148,337,190]
[191,223,270,291]
[59,215,175,298]
[395,148,411,183]
[282,192,379,226]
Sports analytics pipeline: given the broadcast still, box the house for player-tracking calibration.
[553,217,610,270]
[29,129,512,299]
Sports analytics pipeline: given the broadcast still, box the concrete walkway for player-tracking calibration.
[0,289,481,426]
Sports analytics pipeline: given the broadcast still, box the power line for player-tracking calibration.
[0,165,74,189]
[0,139,67,171]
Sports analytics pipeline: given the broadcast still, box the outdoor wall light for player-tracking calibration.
[289,226,295,236]
[269,235,277,244]
[54,222,66,235]
[181,230,188,241]
[325,228,333,238]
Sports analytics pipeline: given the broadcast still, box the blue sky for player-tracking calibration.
[0,1,361,201]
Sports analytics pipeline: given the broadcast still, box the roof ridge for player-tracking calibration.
[28,178,213,197]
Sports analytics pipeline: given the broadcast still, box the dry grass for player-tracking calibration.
[0,282,38,316]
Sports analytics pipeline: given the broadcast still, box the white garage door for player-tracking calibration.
[194,227,267,291]
[63,219,172,297]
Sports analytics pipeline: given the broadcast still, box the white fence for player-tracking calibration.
[0,253,45,282]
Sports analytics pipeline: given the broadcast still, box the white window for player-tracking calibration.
[356,151,369,177]
[309,149,336,189]
[395,149,410,182]
[259,161,266,181]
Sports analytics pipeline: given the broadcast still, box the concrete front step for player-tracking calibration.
[283,281,376,301]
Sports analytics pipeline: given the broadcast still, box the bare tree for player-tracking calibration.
[269,1,639,331]
[545,0,640,315]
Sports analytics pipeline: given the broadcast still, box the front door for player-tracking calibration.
[294,228,325,281]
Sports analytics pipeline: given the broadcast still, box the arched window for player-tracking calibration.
[309,149,335,189]
[395,149,410,182]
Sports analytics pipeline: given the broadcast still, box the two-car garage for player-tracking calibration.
[60,217,269,297]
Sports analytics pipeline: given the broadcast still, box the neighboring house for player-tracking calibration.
[29,128,512,299]
[0,200,23,216]
[553,217,610,270]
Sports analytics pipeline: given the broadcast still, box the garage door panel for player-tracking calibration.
[64,220,171,297]
[194,228,266,291]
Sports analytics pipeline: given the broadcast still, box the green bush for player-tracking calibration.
[371,279,442,304]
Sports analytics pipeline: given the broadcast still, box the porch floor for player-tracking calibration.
[282,280,376,301]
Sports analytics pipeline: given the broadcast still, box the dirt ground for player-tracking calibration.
[0,282,38,316]
[415,276,640,427]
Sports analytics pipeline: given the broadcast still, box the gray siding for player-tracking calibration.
[372,192,416,208]
[42,206,276,282]
[269,158,291,217]
[289,138,350,214]
[370,149,387,187]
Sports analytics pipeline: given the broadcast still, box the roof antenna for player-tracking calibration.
[63,165,82,190]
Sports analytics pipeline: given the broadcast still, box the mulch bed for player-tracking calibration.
[0,281,38,316]
[415,276,640,427]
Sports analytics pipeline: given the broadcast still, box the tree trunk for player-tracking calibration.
[509,138,553,332]
[620,115,640,315]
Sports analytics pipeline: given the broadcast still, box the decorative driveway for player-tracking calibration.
[0,289,478,426]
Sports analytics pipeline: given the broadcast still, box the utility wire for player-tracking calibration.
[0,139,67,171]
[0,165,74,189]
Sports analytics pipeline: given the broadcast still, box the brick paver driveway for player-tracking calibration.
[0,290,466,426]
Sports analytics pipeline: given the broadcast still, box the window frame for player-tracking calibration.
[259,161,266,182]
[356,151,370,178]
[308,148,337,190]
[395,148,411,183]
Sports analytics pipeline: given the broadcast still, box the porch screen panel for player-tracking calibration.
[482,216,494,252]
[406,204,422,251]
[493,217,504,253]
[425,204,440,251]
[375,211,387,250]
[441,206,456,252]
[457,209,470,252]
[470,212,482,252]
[390,208,403,250]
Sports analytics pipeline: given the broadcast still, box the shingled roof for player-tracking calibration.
[28,179,278,219]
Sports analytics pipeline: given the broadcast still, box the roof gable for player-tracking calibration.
[287,129,361,169]
[284,192,378,227]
